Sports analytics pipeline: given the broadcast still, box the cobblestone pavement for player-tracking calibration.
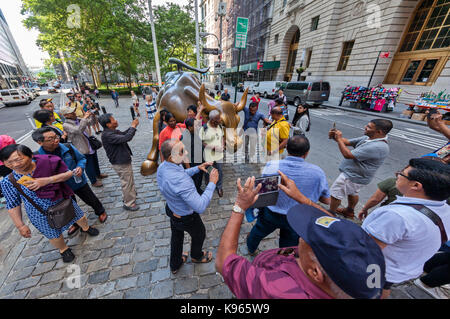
[0,95,435,299]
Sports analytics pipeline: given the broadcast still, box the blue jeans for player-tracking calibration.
[246,208,299,254]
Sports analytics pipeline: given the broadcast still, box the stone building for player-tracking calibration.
[266,0,449,100]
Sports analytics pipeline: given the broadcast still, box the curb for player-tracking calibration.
[321,103,428,127]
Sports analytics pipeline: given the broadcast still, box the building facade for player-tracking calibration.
[265,0,449,99]
[0,9,31,89]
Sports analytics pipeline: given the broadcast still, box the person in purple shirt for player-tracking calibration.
[215,172,386,299]
[242,102,270,162]
[246,135,331,255]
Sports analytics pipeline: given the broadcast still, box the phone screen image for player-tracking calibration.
[254,175,280,194]
[130,107,136,120]
[206,166,214,175]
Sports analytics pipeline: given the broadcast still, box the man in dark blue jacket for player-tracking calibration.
[32,127,108,235]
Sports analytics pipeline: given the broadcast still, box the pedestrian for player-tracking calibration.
[0,144,99,263]
[275,88,287,105]
[35,98,65,132]
[60,105,107,188]
[181,118,204,194]
[186,104,197,120]
[221,88,231,102]
[151,86,158,102]
[328,119,393,218]
[33,109,68,143]
[158,109,168,133]
[250,92,261,108]
[111,89,120,108]
[275,97,289,121]
[357,177,402,220]
[246,135,331,255]
[361,158,450,299]
[216,175,386,299]
[144,94,157,121]
[157,139,217,274]
[425,110,450,164]
[158,112,186,161]
[32,127,108,234]
[242,101,271,162]
[94,87,100,99]
[73,92,86,119]
[215,91,221,101]
[199,110,225,197]
[131,90,141,117]
[0,135,16,205]
[291,103,310,136]
[264,106,290,159]
[99,113,140,211]
[84,97,102,135]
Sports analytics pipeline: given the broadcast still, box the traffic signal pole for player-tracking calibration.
[234,48,241,103]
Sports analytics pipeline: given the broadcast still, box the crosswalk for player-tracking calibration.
[309,108,447,151]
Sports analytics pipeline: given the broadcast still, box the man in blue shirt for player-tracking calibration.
[111,90,119,108]
[243,102,270,163]
[157,139,218,274]
[246,135,331,255]
[32,127,108,235]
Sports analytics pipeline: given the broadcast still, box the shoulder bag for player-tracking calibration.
[398,203,448,245]
[8,174,76,229]
[87,135,102,150]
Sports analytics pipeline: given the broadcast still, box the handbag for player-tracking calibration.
[8,174,76,229]
[87,135,102,150]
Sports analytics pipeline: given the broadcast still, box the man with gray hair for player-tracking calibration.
[157,139,218,274]
[199,110,225,197]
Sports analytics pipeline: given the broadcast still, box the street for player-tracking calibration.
[0,90,444,299]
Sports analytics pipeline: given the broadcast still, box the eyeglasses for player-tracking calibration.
[395,171,413,180]
[4,155,26,166]
[43,135,60,142]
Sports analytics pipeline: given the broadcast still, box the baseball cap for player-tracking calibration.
[59,105,77,116]
[39,98,53,107]
[287,204,386,299]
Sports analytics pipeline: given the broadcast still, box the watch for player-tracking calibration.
[232,205,244,214]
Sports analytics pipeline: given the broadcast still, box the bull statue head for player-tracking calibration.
[141,58,248,176]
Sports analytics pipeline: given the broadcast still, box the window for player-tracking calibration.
[283,0,287,7]
[311,16,320,31]
[305,49,313,68]
[400,0,450,52]
[337,40,355,71]
[274,34,279,44]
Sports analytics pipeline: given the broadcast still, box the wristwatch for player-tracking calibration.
[232,205,244,214]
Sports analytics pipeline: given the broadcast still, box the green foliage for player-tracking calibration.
[21,0,197,86]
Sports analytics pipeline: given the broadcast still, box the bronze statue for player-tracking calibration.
[141,58,249,176]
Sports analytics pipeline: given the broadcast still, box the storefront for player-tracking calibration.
[223,60,281,85]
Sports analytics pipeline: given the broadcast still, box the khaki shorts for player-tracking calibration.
[330,173,364,200]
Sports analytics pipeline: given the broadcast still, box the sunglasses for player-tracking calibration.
[395,171,413,181]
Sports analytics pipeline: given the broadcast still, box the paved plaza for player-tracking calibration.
[0,95,436,299]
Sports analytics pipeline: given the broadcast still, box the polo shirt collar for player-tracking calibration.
[392,196,446,207]
[285,156,305,163]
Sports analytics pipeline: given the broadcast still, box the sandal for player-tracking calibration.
[172,252,188,274]
[191,251,213,264]
[68,223,80,236]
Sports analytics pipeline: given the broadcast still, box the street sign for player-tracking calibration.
[218,2,227,15]
[203,48,219,55]
[235,17,249,49]
[214,61,226,74]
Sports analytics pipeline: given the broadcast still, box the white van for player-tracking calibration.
[0,89,30,106]
[252,81,287,98]
[243,81,258,94]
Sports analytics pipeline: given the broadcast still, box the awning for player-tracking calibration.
[226,60,280,73]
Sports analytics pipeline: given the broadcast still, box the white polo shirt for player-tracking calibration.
[362,196,450,284]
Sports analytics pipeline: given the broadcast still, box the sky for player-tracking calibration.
[0,0,190,69]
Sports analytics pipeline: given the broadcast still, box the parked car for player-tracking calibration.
[19,89,33,102]
[30,88,40,97]
[236,82,244,92]
[0,89,30,106]
[252,81,287,99]
[244,81,258,94]
[48,87,58,93]
[284,81,330,107]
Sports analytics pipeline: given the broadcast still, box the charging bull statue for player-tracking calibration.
[141,58,249,176]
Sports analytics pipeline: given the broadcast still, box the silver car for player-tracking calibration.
[284,81,330,107]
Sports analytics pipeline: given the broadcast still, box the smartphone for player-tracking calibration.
[329,122,336,139]
[130,106,136,120]
[254,175,280,194]
[206,166,214,175]
[101,106,107,114]
[332,122,336,130]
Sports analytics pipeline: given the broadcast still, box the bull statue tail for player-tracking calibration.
[169,58,210,74]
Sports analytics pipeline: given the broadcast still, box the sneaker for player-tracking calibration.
[414,278,449,299]
[60,248,75,263]
[123,204,140,211]
[80,226,100,236]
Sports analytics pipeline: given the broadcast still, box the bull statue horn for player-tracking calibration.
[199,84,216,112]
[235,87,249,112]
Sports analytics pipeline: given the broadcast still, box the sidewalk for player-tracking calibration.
[322,96,428,127]
[0,95,436,299]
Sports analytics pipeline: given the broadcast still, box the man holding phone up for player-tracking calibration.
[157,139,218,274]
[246,135,330,255]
